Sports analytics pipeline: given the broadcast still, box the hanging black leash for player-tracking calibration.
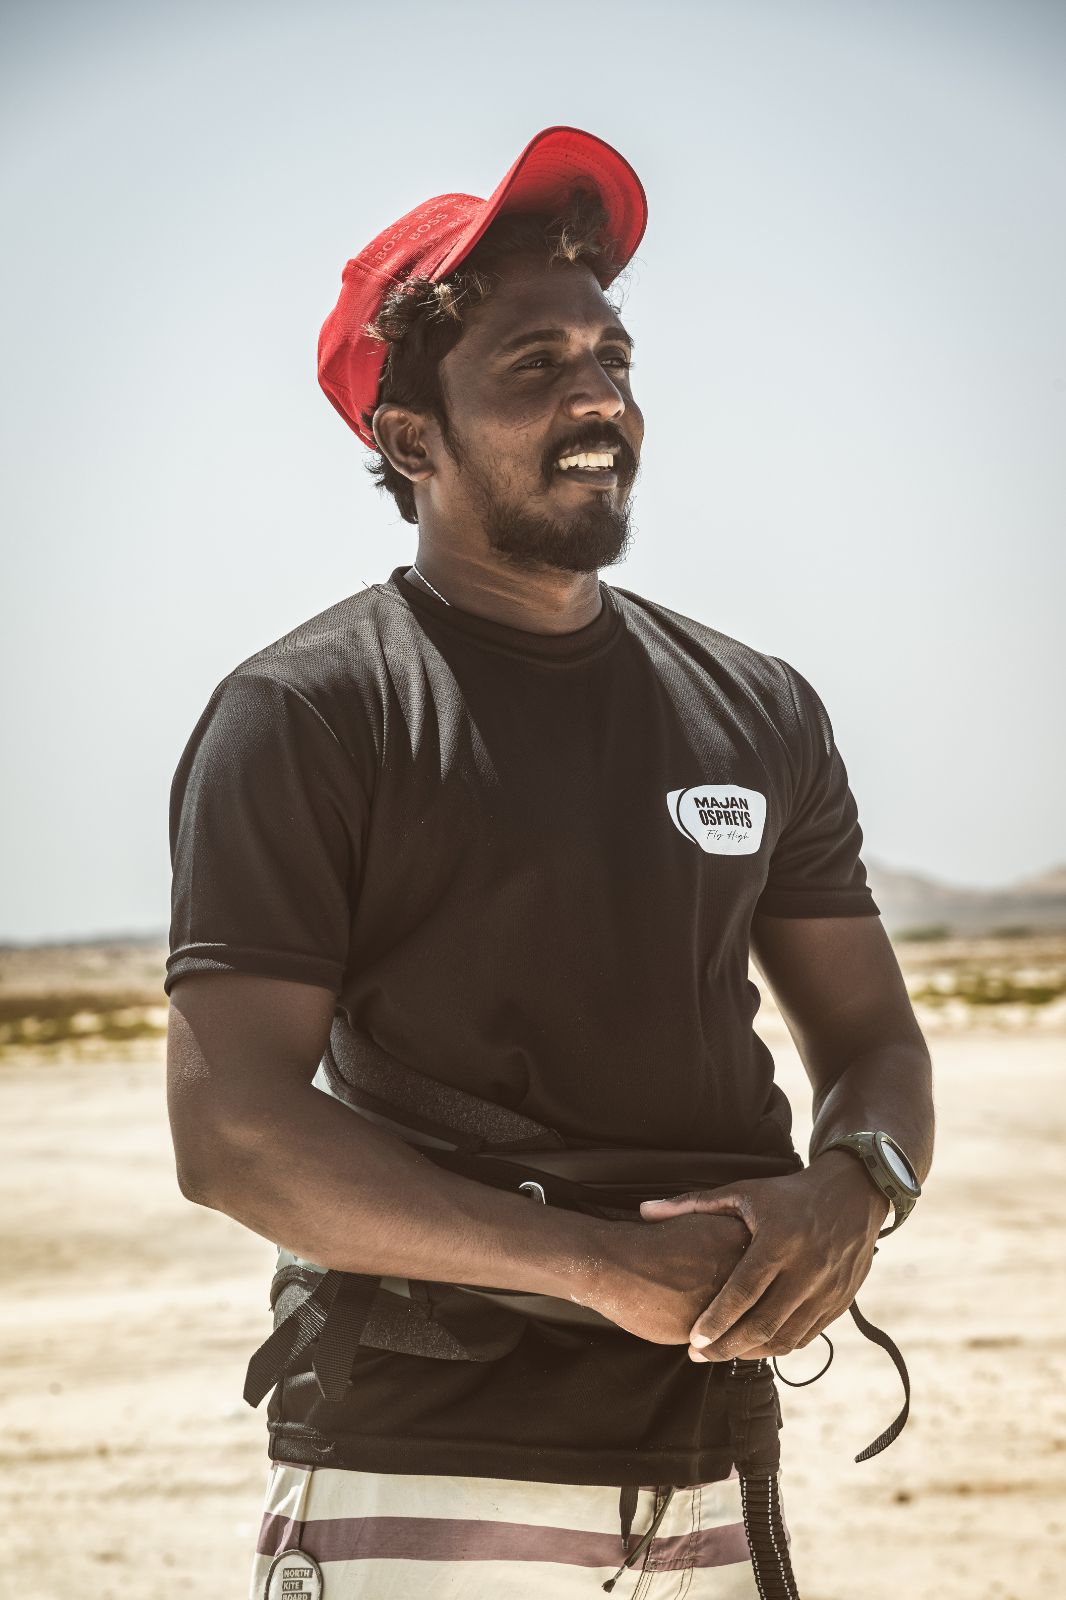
[771,1245,911,1463]
[842,1299,911,1461]
[740,1468,800,1600]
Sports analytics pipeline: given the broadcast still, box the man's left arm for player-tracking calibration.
[641,913,934,1362]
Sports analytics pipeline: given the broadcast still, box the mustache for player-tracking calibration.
[542,426,638,484]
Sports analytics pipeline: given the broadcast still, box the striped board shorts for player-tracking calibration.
[249,1460,790,1597]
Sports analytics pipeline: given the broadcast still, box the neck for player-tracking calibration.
[407,544,603,635]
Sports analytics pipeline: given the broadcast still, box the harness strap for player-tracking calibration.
[617,1483,639,1549]
[245,1020,912,1470]
[847,1298,911,1461]
[244,1267,344,1408]
[310,1272,381,1403]
[325,1025,565,1151]
[771,1293,910,1462]
[602,1485,678,1592]
[424,1149,616,1217]
[245,1261,910,1471]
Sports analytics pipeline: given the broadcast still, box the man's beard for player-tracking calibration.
[486,491,634,574]
[447,429,637,575]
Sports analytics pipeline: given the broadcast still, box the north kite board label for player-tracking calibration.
[667,785,767,855]
[265,1548,323,1600]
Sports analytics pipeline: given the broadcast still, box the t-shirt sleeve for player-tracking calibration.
[754,660,880,919]
[164,671,366,997]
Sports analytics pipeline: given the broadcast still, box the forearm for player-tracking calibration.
[808,1034,935,1184]
[181,1080,610,1304]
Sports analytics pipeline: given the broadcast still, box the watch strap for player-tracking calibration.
[822,1132,919,1238]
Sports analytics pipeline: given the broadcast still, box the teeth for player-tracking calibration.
[556,451,615,471]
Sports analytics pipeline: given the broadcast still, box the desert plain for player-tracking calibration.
[1,936,1064,1599]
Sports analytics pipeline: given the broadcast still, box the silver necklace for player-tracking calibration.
[411,564,451,606]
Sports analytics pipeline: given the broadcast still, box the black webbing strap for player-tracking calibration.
[602,1486,678,1593]
[617,1484,639,1549]
[773,1294,911,1461]
[310,1273,381,1402]
[244,1269,383,1408]
[244,1268,344,1407]
[847,1297,911,1461]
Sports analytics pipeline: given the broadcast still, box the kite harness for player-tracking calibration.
[244,1020,910,1598]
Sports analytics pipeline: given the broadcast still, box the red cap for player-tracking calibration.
[317,126,648,448]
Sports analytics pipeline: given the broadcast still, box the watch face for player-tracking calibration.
[878,1136,919,1193]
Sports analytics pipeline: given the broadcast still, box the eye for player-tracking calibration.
[514,350,634,373]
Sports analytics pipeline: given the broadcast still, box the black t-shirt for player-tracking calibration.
[165,567,879,1485]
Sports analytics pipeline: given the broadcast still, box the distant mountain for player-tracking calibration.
[865,860,1066,936]
[1011,865,1066,897]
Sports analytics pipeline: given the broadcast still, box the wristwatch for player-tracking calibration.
[820,1131,922,1238]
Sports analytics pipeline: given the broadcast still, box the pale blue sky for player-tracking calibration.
[2,0,1063,942]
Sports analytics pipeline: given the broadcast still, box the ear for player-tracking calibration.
[371,403,438,483]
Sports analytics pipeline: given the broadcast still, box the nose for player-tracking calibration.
[563,351,626,422]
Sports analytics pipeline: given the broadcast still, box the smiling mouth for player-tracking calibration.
[551,446,628,489]
[555,450,616,472]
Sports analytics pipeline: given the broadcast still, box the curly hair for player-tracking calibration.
[361,187,626,524]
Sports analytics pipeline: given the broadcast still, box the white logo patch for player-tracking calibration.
[265,1548,323,1600]
[667,785,767,855]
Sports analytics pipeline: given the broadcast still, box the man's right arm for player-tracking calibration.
[166,972,750,1348]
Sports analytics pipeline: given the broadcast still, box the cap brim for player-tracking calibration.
[432,125,647,284]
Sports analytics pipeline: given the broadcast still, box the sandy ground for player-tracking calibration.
[2,1020,1064,1600]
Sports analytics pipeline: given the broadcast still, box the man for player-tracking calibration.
[165,127,934,1599]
